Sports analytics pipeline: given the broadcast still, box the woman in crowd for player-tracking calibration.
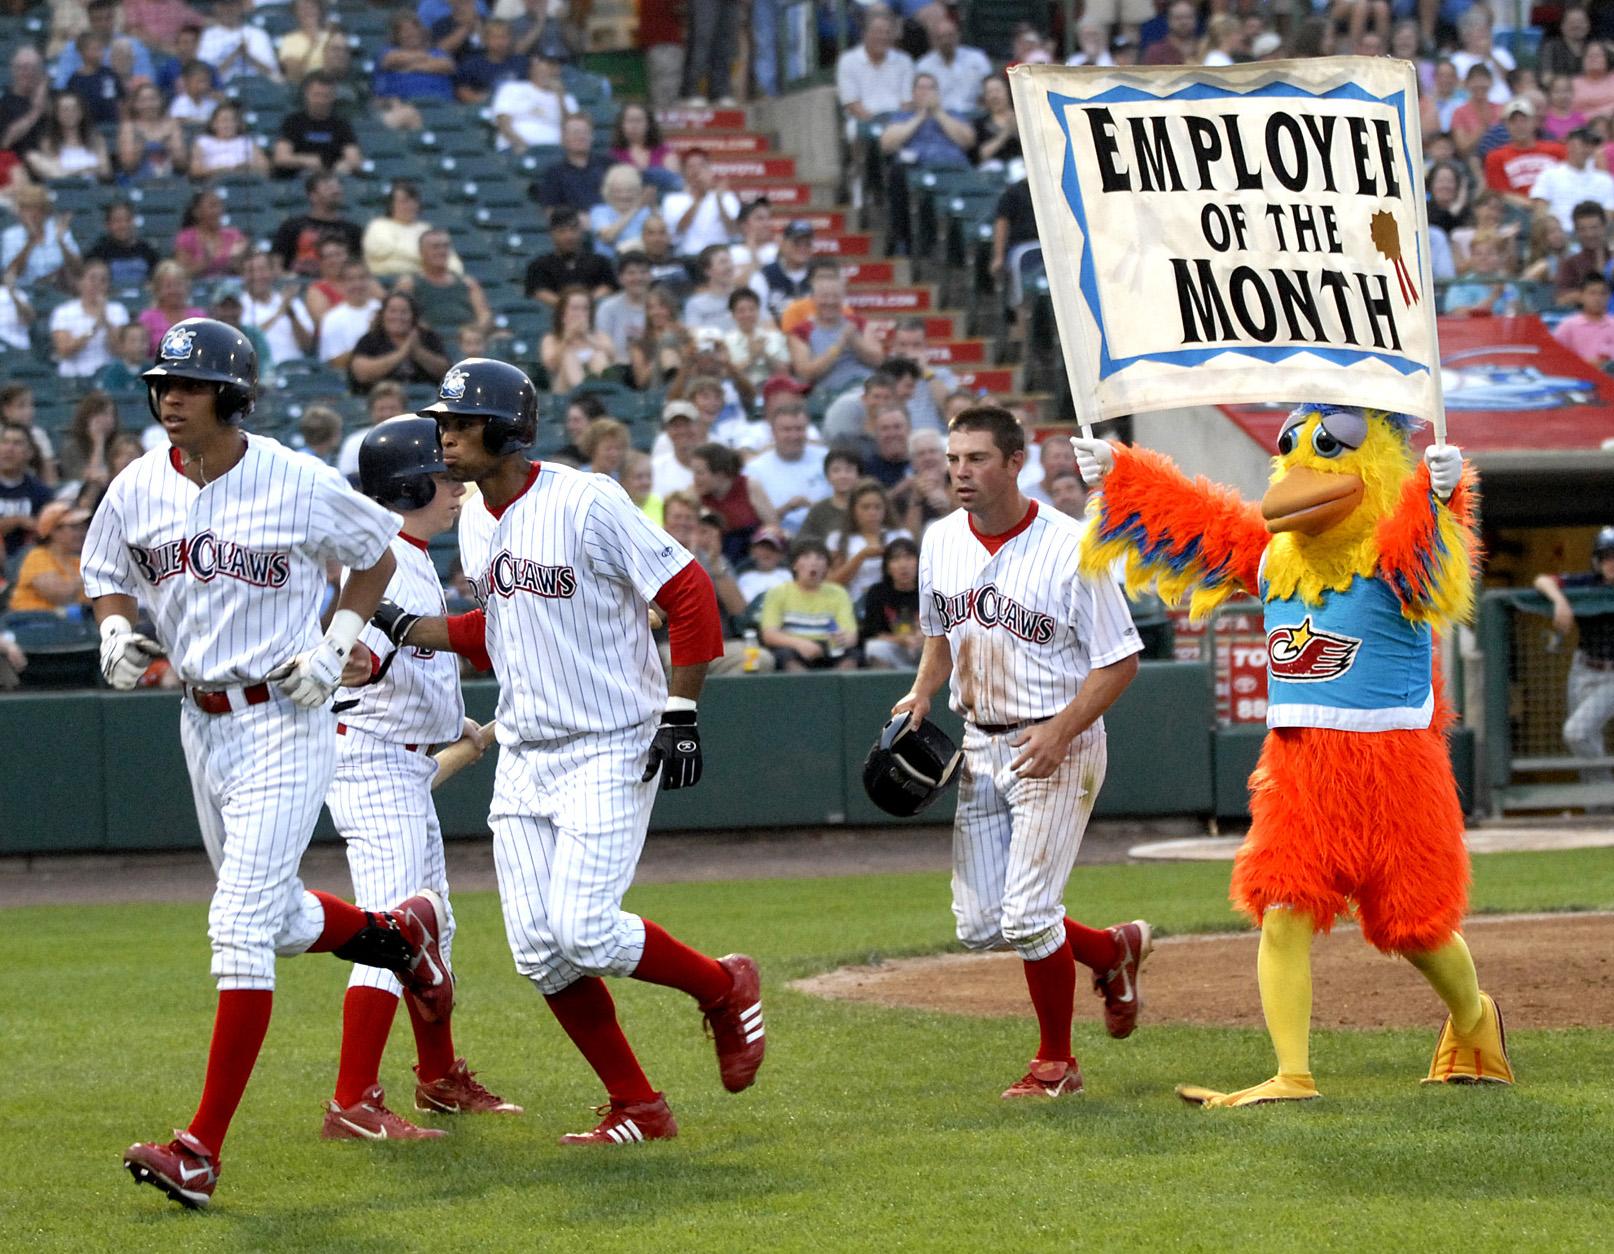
[49,259,128,379]
[859,535,922,670]
[57,390,118,487]
[610,101,682,192]
[347,289,450,393]
[188,100,269,179]
[588,163,655,258]
[1425,159,1473,240]
[138,260,205,354]
[1544,73,1587,140]
[1451,190,1517,270]
[1450,62,1504,155]
[278,0,339,83]
[173,189,248,280]
[579,417,630,480]
[8,501,90,615]
[974,74,1020,170]
[1573,40,1614,118]
[117,82,186,180]
[722,288,788,388]
[303,234,354,326]
[1522,215,1573,285]
[826,480,912,607]
[691,441,778,564]
[540,285,618,392]
[26,91,111,182]
[1200,14,1244,64]
[728,199,776,290]
[630,284,693,389]
[363,180,451,279]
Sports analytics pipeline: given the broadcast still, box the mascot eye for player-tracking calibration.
[1312,427,1344,458]
[1277,427,1298,455]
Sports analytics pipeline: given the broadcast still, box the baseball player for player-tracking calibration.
[892,405,1150,1099]
[1533,526,1614,785]
[321,415,520,1142]
[82,318,452,1209]
[369,358,767,1146]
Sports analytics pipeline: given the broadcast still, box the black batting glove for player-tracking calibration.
[372,598,421,648]
[642,708,702,790]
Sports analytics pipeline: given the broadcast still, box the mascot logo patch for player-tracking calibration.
[160,326,196,360]
[1267,616,1360,682]
[440,366,469,401]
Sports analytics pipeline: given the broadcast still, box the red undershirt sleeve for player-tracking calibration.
[445,609,494,672]
[654,560,725,667]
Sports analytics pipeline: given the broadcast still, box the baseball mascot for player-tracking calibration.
[1073,405,1514,1107]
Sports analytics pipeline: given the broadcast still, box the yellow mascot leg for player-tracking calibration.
[1407,935,1515,1085]
[1176,907,1322,1109]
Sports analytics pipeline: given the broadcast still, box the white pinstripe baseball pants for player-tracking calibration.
[488,721,659,995]
[951,722,1108,962]
[180,696,333,991]
[326,728,457,996]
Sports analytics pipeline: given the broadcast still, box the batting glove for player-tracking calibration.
[372,597,421,648]
[1424,442,1463,502]
[1071,437,1115,488]
[98,615,161,691]
[271,609,365,709]
[642,704,702,790]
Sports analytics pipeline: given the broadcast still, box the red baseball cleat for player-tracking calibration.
[389,890,454,1023]
[322,1085,446,1141]
[414,1058,524,1115]
[1092,919,1153,1039]
[701,954,766,1093]
[559,1094,678,1146]
[1001,1059,1085,1100]
[123,1129,219,1209]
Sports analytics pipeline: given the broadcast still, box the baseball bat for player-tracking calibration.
[431,721,497,790]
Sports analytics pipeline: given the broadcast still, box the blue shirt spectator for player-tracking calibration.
[417,0,486,29]
[878,73,975,171]
[375,15,457,102]
[453,20,527,102]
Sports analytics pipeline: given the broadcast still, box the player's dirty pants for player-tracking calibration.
[327,729,456,997]
[951,723,1107,961]
[180,695,334,991]
[1564,652,1614,784]
[488,722,658,995]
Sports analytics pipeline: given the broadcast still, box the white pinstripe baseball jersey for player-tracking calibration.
[81,437,399,685]
[459,461,692,742]
[918,502,1142,726]
[335,534,464,746]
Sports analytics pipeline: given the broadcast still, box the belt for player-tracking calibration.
[972,717,1047,735]
[187,683,271,715]
[1582,655,1614,672]
[337,722,426,754]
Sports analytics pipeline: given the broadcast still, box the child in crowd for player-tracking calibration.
[737,527,791,603]
[1551,272,1614,369]
[93,324,152,393]
[759,539,860,671]
[1444,233,1523,316]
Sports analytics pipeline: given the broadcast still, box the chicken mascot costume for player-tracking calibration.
[1073,406,1514,1107]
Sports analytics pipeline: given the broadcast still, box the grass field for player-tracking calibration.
[6,848,1614,1252]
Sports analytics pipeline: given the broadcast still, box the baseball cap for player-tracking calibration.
[1505,97,1534,117]
[697,509,725,530]
[1250,31,1281,57]
[783,220,815,241]
[751,525,787,550]
[761,375,808,403]
[662,400,700,425]
[36,501,91,540]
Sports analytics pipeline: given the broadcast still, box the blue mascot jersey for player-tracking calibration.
[1258,570,1434,732]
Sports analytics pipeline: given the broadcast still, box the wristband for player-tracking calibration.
[325,608,364,657]
[665,696,698,713]
[99,614,132,641]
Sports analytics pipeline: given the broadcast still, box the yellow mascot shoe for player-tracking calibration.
[1175,1074,1320,1108]
[1423,993,1515,1085]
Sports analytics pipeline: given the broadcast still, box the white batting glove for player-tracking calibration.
[270,609,365,709]
[1071,437,1115,488]
[98,615,161,691]
[1424,442,1463,502]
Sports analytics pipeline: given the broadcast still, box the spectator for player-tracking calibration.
[198,0,281,83]
[879,71,974,253]
[609,102,681,194]
[1048,469,1089,518]
[788,259,882,398]
[1065,22,1115,67]
[183,99,263,179]
[974,73,1022,171]
[760,538,860,670]
[1522,214,1573,285]
[0,275,31,351]
[886,318,957,433]
[630,284,694,388]
[859,535,922,669]
[1420,61,1467,139]
[94,323,153,392]
[57,390,118,486]
[166,59,220,125]
[347,290,449,393]
[681,355,758,446]
[53,0,156,88]
[916,17,991,114]
[1442,234,1520,315]
[836,11,914,125]
[1532,129,1614,231]
[335,380,408,477]
[1532,529,1614,784]
[589,164,655,258]
[8,500,89,614]
[292,402,343,465]
[683,243,740,331]
[173,189,248,279]
[1008,21,1054,64]
[363,180,447,280]
[533,114,614,213]
[827,477,909,605]
[579,416,631,479]
[0,423,52,561]
[317,36,386,124]
[729,199,776,290]
[539,285,617,391]
[137,260,205,354]
[553,393,607,466]
[1450,189,1517,267]
[1024,433,1078,505]
[0,48,49,158]
[2,185,79,290]
[105,431,144,480]
[524,207,617,306]
[622,449,662,524]
[595,249,651,358]
[26,91,111,182]
[1450,5,1514,105]
[1425,159,1473,237]
[1555,201,1610,303]
[492,51,576,152]
[692,441,777,562]
[890,427,953,534]
[1552,272,1614,367]
[1572,42,1614,121]
[1484,100,1566,204]
[302,234,357,324]
[1199,14,1244,64]
[635,213,694,296]
[651,399,703,495]
[272,72,361,178]
[733,523,787,600]
[454,18,528,104]
[116,83,185,180]
[395,228,490,340]
[723,288,788,387]
[1450,63,1504,157]
[746,400,831,533]
[85,201,159,291]
[272,171,363,277]
[1142,0,1199,65]
[680,0,739,107]
[316,259,382,369]
[824,368,897,446]
[239,251,316,365]
[661,148,741,256]
[754,218,813,318]
[276,0,340,83]
[1545,74,1588,142]
[0,386,52,482]
[375,13,455,109]
[657,495,760,672]
[63,31,121,127]
[1544,7,1593,80]
[858,404,914,487]
[153,25,210,96]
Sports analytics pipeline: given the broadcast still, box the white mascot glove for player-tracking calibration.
[1424,442,1463,502]
[1070,437,1115,488]
[271,609,364,709]
[98,615,161,691]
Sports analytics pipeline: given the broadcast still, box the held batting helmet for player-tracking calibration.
[142,317,258,425]
[358,415,447,511]
[862,712,962,817]
[422,357,538,456]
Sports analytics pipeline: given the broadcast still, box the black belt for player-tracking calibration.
[1582,655,1614,672]
[972,718,1047,735]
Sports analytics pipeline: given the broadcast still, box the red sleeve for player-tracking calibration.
[1481,149,1507,192]
[654,559,725,667]
[445,609,494,672]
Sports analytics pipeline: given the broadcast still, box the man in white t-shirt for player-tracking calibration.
[198,0,281,83]
[318,260,381,368]
[836,11,914,127]
[744,402,831,535]
[239,253,315,367]
[915,18,992,114]
[491,52,579,153]
[651,401,704,497]
[660,150,741,256]
[1530,129,1614,232]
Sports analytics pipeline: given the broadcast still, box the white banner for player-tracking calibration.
[1010,58,1441,431]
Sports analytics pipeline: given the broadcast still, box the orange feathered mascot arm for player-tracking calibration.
[1375,459,1481,627]
[1079,444,1270,621]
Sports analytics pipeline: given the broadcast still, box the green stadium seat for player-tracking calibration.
[1,611,99,689]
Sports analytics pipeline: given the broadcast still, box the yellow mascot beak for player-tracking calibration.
[1261,467,1364,535]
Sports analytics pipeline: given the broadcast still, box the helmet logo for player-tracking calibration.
[440,366,469,400]
[160,326,196,360]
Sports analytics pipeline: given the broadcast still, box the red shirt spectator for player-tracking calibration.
[1483,101,1565,197]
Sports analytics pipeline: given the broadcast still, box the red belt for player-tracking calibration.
[188,683,271,715]
[337,722,425,753]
